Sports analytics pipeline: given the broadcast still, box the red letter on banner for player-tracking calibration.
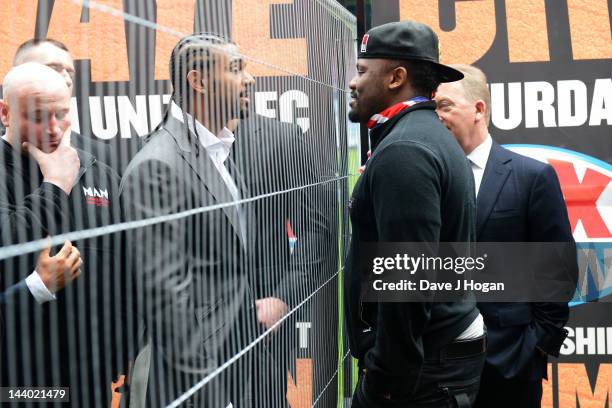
[557,363,611,407]
[548,159,611,239]
[286,358,312,408]
[541,364,553,407]
[48,0,129,82]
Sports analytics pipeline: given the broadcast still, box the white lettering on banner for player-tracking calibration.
[89,96,118,140]
[279,90,310,133]
[148,94,172,130]
[118,95,149,139]
[558,80,588,127]
[296,322,311,349]
[70,97,81,134]
[590,78,612,125]
[524,81,557,128]
[255,91,278,119]
[255,90,310,133]
[489,78,612,130]
[71,91,312,140]
[490,82,523,130]
[561,327,612,355]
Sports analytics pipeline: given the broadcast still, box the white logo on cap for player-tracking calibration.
[361,34,369,53]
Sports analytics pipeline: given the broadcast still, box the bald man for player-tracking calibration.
[0,63,127,406]
[7,38,113,166]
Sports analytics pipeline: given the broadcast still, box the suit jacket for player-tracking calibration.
[120,115,257,407]
[232,114,336,307]
[476,141,578,380]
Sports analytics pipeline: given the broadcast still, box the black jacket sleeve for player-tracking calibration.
[0,181,71,244]
[0,175,71,296]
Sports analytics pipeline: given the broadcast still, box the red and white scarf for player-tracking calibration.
[359,96,430,173]
[366,96,430,129]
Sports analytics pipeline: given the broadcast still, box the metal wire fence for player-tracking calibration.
[0,1,359,407]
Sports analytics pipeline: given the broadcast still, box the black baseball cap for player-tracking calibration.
[358,20,463,83]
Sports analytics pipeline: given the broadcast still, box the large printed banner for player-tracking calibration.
[0,0,355,173]
[373,1,611,407]
[0,1,356,407]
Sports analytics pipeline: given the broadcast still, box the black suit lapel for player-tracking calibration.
[165,116,246,248]
[477,142,512,237]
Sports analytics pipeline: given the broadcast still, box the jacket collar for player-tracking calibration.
[162,113,248,249]
[476,141,513,236]
[75,146,95,169]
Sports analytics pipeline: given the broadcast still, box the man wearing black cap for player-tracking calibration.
[345,20,486,407]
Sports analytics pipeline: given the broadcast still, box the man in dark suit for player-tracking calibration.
[120,33,258,407]
[435,64,578,408]
[230,111,337,407]
[345,21,486,407]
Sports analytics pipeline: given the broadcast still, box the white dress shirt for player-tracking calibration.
[170,102,246,243]
[170,102,240,201]
[453,135,493,340]
[467,134,493,198]
[25,271,56,304]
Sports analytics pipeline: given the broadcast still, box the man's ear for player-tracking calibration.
[0,100,10,128]
[186,70,207,95]
[474,100,486,123]
[388,65,408,91]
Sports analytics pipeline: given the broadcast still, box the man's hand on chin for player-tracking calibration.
[23,128,79,194]
[255,297,289,331]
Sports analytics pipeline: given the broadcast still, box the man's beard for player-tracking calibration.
[348,91,362,123]
[240,105,251,120]
[239,88,252,120]
[348,108,361,123]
